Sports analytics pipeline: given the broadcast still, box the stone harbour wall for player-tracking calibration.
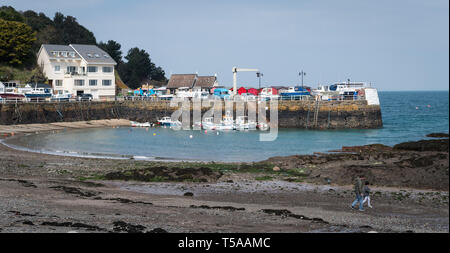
[0,100,382,129]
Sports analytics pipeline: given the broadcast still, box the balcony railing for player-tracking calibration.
[65,71,87,76]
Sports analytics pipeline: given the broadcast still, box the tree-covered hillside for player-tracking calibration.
[0,5,166,88]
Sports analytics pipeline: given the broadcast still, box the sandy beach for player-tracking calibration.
[0,121,448,233]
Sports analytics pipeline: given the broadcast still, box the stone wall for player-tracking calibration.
[0,100,382,129]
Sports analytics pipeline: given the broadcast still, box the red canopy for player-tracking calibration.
[238,87,247,95]
[247,88,259,96]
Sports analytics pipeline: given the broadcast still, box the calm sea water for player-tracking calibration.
[7,91,449,162]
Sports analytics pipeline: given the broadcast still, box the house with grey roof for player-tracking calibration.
[37,44,117,100]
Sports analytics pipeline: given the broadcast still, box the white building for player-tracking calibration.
[37,44,117,100]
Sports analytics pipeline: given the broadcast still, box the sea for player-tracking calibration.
[5,91,449,162]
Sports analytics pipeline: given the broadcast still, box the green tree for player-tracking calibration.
[23,10,53,32]
[0,18,36,66]
[120,47,166,89]
[98,40,123,65]
[0,6,24,22]
[52,12,96,44]
[28,66,47,83]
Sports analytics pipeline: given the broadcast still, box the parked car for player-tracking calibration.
[77,94,93,101]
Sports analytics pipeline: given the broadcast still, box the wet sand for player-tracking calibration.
[0,119,131,135]
[0,121,448,233]
[0,138,448,233]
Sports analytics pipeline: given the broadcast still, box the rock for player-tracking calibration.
[104,166,223,182]
[22,220,34,225]
[147,228,168,233]
[393,139,449,152]
[426,133,449,138]
[367,231,378,233]
[113,221,146,233]
[272,166,280,172]
[183,192,194,197]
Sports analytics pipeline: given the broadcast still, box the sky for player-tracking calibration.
[4,0,449,90]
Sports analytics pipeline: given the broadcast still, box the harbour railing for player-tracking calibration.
[0,94,366,104]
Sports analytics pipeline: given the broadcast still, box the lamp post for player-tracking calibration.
[299,70,306,90]
[256,72,263,89]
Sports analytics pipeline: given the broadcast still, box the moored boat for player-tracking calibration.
[130,121,151,127]
[158,116,181,127]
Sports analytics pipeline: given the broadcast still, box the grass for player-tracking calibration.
[255,175,273,181]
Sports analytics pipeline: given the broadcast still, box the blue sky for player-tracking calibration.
[6,0,449,90]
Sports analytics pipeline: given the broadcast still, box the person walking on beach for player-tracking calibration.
[362,181,373,208]
[351,175,365,211]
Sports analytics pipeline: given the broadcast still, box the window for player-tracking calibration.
[87,66,97,73]
[89,80,97,86]
[69,52,76,57]
[87,53,93,58]
[67,66,77,73]
[94,54,100,58]
[74,80,85,86]
[102,80,112,86]
[55,80,63,86]
[102,66,113,73]
[52,51,57,56]
[54,65,60,72]
[61,51,68,57]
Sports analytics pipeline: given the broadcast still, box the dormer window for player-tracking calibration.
[104,54,109,58]
[61,51,68,57]
[52,51,57,56]
[94,54,100,58]
[69,52,75,57]
[87,53,93,58]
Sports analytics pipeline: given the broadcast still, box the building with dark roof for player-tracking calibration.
[167,74,218,93]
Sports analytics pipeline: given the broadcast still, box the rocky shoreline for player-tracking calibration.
[0,128,448,233]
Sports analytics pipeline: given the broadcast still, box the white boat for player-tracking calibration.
[158,116,181,127]
[130,121,151,127]
[235,116,257,130]
[257,122,269,131]
[216,111,235,131]
[198,117,217,130]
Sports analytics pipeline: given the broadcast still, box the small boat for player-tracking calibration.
[235,116,257,130]
[23,84,52,100]
[216,111,235,131]
[199,117,217,130]
[257,122,269,131]
[158,116,181,127]
[130,121,151,127]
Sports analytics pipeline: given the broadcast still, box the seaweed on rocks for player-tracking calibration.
[7,211,36,217]
[147,228,168,233]
[112,221,146,233]
[22,220,34,225]
[104,166,223,183]
[101,197,153,205]
[41,221,106,231]
[49,185,99,197]
[394,139,449,152]
[0,178,37,188]
[190,205,245,211]
[261,209,329,224]
[426,133,449,138]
